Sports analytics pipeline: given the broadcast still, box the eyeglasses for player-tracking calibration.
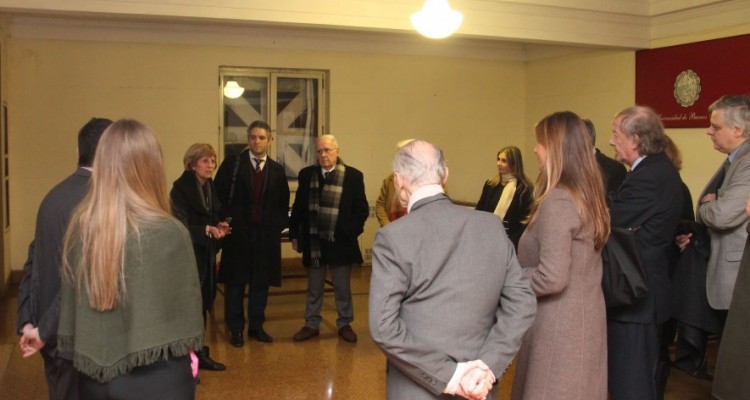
[316,148,338,155]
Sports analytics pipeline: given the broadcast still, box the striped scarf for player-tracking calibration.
[308,160,346,267]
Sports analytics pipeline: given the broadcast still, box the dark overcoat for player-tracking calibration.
[170,170,222,287]
[289,163,369,267]
[214,150,290,286]
[475,179,533,248]
[16,168,91,357]
[713,223,750,400]
[608,152,684,325]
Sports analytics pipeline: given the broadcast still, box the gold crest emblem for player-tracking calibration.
[674,70,701,107]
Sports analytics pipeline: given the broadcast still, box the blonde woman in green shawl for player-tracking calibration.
[59,119,203,399]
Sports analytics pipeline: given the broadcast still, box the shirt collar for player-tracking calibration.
[728,140,747,163]
[250,154,267,163]
[408,184,444,213]
[630,155,646,171]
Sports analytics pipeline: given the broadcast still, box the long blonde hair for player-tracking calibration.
[63,119,172,311]
[527,111,610,250]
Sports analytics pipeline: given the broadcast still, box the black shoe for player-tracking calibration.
[293,326,320,342]
[338,325,358,343]
[229,331,244,347]
[249,328,273,343]
[197,346,226,371]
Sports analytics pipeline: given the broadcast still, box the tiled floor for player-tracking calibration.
[0,263,715,399]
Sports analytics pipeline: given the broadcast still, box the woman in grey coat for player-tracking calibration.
[512,112,610,400]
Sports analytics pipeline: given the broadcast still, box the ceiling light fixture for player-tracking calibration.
[410,0,463,39]
[223,80,245,99]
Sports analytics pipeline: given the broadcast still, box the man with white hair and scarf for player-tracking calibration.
[290,134,369,343]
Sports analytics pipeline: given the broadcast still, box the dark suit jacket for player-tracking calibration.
[608,153,683,324]
[16,168,91,356]
[214,150,290,286]
[289,162,369,267]
[595,148,627,200]
[713,223,750,400]
[475,180,533,248]
[369,193,536,398]
[170,170,222,286]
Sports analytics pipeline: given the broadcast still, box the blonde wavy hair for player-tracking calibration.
[527,111,610,250]
[63,119,172,311]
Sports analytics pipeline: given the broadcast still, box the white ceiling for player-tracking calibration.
[0,0,748,59]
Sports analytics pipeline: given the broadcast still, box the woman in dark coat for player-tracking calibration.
[475,145,534,248]
[170,143,230,372]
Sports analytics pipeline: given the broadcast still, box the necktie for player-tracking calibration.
[716,158,730,189]
[253,158,262,172]
[323,171,330,180]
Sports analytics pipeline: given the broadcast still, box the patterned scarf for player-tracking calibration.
[308,160,346,267]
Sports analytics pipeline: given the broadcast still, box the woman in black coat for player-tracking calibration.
[475,146,534,248]
[170,143,230,372]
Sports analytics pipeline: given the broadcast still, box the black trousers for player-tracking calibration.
[608,319,663,400]
[224,281,270,334]
[41,351,79,400]
[79,355,194,400]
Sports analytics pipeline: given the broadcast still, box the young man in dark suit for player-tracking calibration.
[16,117,112,400]
[215,120,290,347]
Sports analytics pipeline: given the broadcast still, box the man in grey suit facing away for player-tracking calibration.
[369,140,537,400]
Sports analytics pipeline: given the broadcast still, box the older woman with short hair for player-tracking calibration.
[170,143,230,372]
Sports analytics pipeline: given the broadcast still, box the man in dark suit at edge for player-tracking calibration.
[289,134,369,343]
[369,140,536,399]
[607,106,684,400]
[16,117,112,400]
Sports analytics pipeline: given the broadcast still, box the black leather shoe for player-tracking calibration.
[196,346,226,371]
[249,328,273,343]
[338,325,357,343]
[229,331,244,347]
[292,326,319,342]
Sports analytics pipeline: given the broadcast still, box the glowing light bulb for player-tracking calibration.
[410,0,463,39]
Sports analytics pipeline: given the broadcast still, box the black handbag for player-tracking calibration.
[601,226,649,308]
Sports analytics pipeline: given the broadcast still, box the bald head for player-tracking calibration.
[392,140,447,189]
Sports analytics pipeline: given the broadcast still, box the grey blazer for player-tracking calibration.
[698,140,750,310]
[369,193,536,399]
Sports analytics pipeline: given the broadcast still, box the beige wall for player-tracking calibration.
[525,50,636,179]
[6,38,525,271]
[5,22,750,280]
[652,24,750,204]
[525,24,750,205]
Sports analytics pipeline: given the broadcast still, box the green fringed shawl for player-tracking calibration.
[58,218,204,383]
